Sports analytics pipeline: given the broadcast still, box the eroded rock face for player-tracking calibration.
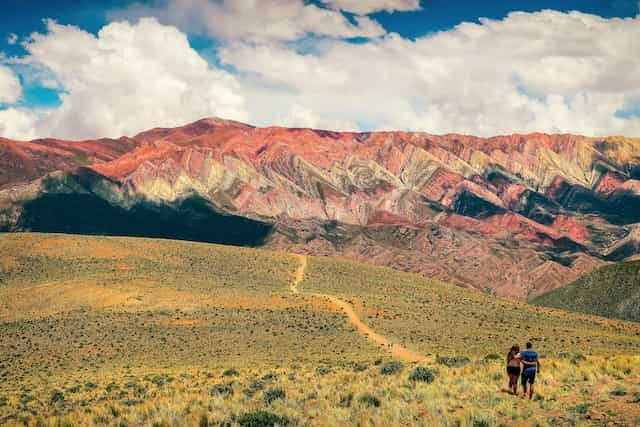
[2,117,639,298]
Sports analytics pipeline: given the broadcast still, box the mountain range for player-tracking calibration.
[2,117,639,299]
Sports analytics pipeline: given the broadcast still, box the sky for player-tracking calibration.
[1,0,640,140]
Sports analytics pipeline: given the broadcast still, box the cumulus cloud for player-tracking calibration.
[0,64,22,104]
[7,33,18,45]
[2,8,640,140]
[0,17,247,140]
[110,0,385,42]
[219,10,640,136]
[321,0,421,15]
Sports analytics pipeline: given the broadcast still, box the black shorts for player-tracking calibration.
[521,368,536,385]
[507,366,521,376]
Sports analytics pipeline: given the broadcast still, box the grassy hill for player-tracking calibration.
[531,261,640,322]
[0,233,639,426]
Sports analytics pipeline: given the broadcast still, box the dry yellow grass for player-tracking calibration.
[0,233,639,426]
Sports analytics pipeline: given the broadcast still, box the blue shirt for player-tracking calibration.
[520,349,538,372]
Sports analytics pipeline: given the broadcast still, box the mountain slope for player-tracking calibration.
[531,260,640,321]
[2,118,640,298]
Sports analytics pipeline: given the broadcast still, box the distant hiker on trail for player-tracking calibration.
[520,341,540,400]
[506,344,521,395]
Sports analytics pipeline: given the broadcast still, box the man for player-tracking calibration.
[519,341,540,400]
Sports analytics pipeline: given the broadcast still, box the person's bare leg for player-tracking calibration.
[529,383,534,400]
[521,383,527,398]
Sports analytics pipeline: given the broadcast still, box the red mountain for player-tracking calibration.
[2,117,640,298]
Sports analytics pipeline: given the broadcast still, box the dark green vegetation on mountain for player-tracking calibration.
[532,261,640,322]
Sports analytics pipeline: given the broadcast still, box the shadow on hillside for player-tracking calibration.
[17,192,273,247]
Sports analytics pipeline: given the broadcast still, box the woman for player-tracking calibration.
[506,344,521,395]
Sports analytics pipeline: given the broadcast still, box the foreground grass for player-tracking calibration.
[0,355,638,426]
[1,233,639,426]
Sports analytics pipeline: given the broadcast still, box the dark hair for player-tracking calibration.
[526,342,532,349]
[507,344,520,363]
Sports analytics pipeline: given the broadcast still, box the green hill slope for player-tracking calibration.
[531,261,640,322]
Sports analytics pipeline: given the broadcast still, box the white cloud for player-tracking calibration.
[219,10,640,136]
[0,17,247,140]
[7,33,18,45]
[2,9,640,140]
[0,64,21,104]
[110,0,385,42]
[321,0,421,15]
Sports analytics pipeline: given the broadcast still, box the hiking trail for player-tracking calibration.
[290,254,429,363]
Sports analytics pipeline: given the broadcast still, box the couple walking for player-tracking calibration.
[506,342,540,399]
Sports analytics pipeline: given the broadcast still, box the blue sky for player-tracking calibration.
[1,0,639,139]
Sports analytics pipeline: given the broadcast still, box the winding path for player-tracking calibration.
[290,254,429,363]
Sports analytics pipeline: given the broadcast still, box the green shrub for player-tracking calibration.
[211,383,234,397]
[199,414,210,427]
[223,368,239,377]
[235,410,290,427]
[484,353,501,361]
[316,366,331,376]
[358,393,381,408]
[408,367,437,383]
[50,389,65,405]
[264,387,286,405]
[611,385,627,396]
[0,396,7,407]
[436,355,471,368]
[571,403,591,414]
[380,361,403,375]
[243,379,265,397]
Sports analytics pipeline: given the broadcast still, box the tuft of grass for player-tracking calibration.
[357,392,381,408]
[436,355,471,368]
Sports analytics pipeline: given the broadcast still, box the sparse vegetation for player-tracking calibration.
[0,233,639,426]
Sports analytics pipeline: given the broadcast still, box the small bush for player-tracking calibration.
[0,396,7,407]
[243,379,265,397]
[199,414,210,427]
[408,367,437,383]
[50,389,65,404]
[374,358,383,365]
[352,362,368,372]
[380,361,403,375]
[211,383,234,397]
[571,354,586,365]
[223,368,239,377]
[358,393,381,408]
[484,353,501,361]
[436,355,470,368]
[571,403,591,414]
[264,387,286,405]
[316,366,331,376]
[235,410,290,427]
[611,385,627,396]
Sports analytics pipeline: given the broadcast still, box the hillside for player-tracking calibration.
[1,233,640,426]
[2,118,640,298]
[532,261,640,322]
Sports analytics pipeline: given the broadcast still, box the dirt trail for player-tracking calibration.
[291,254,429,363]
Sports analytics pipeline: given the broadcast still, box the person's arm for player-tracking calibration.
[536,358,540,373]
